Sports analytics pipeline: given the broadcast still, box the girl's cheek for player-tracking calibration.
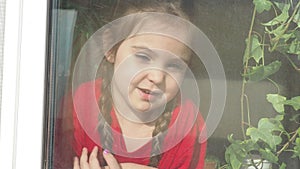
[167,73,184,86]
[166,78,180,91]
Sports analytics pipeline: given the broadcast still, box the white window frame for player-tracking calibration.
[0,0,48,169]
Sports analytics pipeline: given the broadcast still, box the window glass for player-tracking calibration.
[46,0,300,169]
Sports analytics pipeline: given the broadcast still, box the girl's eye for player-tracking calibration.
[135,53,151,62]
[167,62,185,72]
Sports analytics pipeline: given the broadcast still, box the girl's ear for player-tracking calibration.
[102,27,116,63]
[105,50,115,63]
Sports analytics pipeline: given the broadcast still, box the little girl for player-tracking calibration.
[71,1,207,169]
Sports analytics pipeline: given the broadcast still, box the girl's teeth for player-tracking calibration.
[140,88,151,94]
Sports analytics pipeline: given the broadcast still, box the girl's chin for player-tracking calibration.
[131,93,168,111]
[131,103,152,113]
[131,100,165,112]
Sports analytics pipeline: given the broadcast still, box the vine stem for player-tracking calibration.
[267,78,281,94]
[244,94,251,126]
[284,54,300,73]
[112,0,120,18]
[241,6,256,139]
[277,128,299,156]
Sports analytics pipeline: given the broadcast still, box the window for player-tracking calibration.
[47,0,300,169]
[2,0,299,169]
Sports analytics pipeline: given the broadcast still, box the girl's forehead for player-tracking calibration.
[124,34,191,60]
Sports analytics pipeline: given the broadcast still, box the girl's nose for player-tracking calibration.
[147,69,165,84]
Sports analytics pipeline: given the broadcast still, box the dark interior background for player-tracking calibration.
[49,0,300,168]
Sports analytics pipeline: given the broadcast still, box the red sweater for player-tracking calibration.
[72,79,207,169]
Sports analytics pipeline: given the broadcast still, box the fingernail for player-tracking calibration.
[103,149,110,154]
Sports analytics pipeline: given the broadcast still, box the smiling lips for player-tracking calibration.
[138,87,163,101]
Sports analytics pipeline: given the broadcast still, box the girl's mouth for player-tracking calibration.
[138,87,162,100]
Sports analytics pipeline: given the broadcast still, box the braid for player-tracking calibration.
[97,58,114,151]
[148,97,177,167]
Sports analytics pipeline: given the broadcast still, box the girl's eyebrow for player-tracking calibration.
[131,45,154,54]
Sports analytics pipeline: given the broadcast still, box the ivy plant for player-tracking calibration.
[223,0,300,168]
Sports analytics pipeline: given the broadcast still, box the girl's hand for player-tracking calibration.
[73,147,104,169]
[102,149,121,169]
[73,146,121,169]
[73,146,157,169]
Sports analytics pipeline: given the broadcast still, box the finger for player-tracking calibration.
[80,147,90,169]
[102,150,120,169]
[89,146,101,169]
[73,157,80,169]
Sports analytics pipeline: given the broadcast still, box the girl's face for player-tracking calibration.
[110,34,190,121]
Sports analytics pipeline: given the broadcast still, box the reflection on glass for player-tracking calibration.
[45,1,300,169]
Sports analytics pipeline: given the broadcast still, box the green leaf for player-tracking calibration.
[225,137,245,169]
[282,32,295,42]
[292,129,300,158]
[246,118,283,150]
[262,3,290,26]
[275,38,290,54]
[293,9,300,27]
[279,163,287,169]
[290,114,300,122]
[274,114,284,121]
[267,94,286,113]
[290,31,300,55]
[288,39,300,55]
[243,61,281,82]
[244,35,263,63]
[253,0,272,13]
[260,118,284,132]
[259,148,278,163]
[225,135,260,168]
[292,137,300,158]
[274,2,290,12]
[230,153,243,169]
[294,30,300,41]
[265,24,285,37]
[283,96,300,110]
[247,127,282,150]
